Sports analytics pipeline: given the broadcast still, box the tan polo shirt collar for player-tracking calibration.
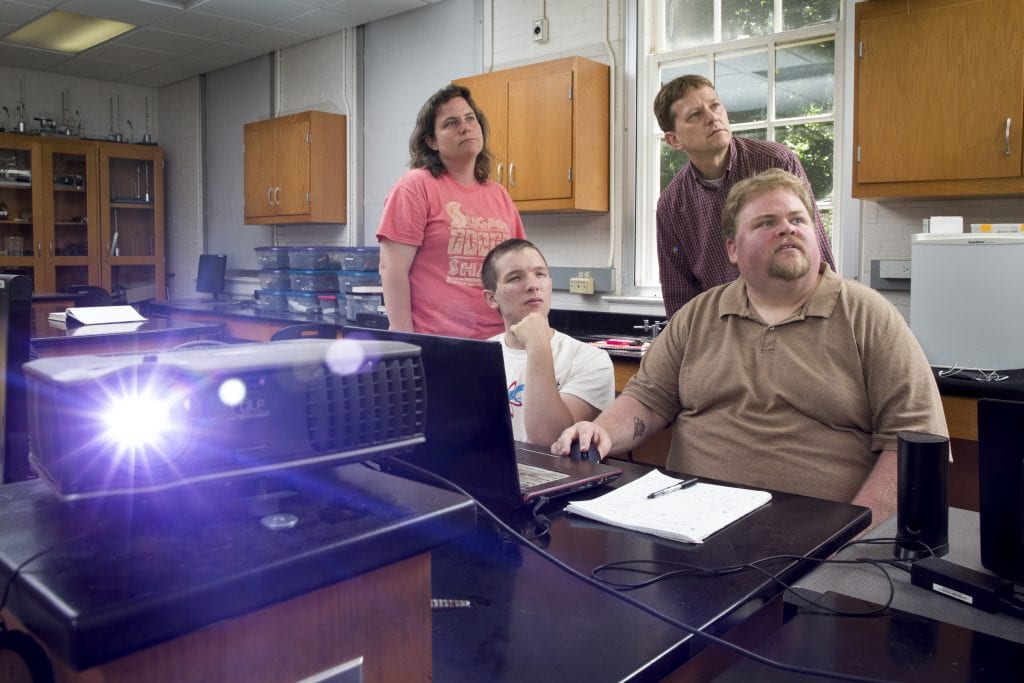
[719,263,842,321]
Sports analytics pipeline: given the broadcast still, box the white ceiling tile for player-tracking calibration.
[229,25,307,52]
[115,28,217,55]
[277,8,356,37]
[82,43,172,67]
[152,10,259,42]
[190,0,308,24]
[0,0,440,84]
[0,42,69,70]
[190,40,262,64]
[49,55,145,80]
[60,0,178,24]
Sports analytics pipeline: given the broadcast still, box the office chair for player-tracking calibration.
[65,285,113,307]
[269,324,337,341]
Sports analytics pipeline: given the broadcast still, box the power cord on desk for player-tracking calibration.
[378,456,896,683]
[1,544,63,683]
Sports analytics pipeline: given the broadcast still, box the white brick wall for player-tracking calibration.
[0,66,155,142]
[860,196,1024,319]
[159,79,203,299]
[489,0,625,283]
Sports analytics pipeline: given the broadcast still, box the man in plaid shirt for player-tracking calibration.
[654,75,835,318]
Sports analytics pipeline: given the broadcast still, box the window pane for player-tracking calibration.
[723,0,772,42]
[776,122,834,203]
[661,58,710,86]
[735,128,767,141]
[715,50,768,124]
[783,0,840,31]
[776,39,835,119]
[660,139,688,192]
[818,206,833,242]
[664,0,713,51]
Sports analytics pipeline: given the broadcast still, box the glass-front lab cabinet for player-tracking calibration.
[0,135,41,288]
[100,144,165,303]
[43,139,101,293]
[0,134,164,300]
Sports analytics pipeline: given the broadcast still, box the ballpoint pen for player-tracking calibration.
[647,477,698,499]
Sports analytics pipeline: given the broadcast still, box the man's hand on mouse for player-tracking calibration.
[551,422,610,461]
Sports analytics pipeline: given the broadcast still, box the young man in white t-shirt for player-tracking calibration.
[481,239,615,445]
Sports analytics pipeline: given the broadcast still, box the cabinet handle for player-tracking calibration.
[49,242,54,259]
[509,162,516,188]
[1005,118,1012,156]
[267,187,274,206]
[497,163,503,185]
[37,242,42,258]
[274,187,281,205]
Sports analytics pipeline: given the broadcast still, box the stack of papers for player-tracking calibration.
[565,470,771,544]
[48,306,147,326]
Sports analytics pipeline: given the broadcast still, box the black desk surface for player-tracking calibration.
[0,464,476,670]
[711,591,1024,682]
[797,507,1023,644]
[431,460,871,682]
[30,316,225,349]
[932,366,1024,401]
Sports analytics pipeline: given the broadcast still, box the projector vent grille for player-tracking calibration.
[305,355,426,452]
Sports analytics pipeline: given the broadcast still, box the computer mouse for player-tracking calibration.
[569,440,600,463]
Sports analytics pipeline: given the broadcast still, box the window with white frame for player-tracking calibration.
[635,0,842,290]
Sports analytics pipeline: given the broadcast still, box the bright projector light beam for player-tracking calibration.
[103,395,171,449]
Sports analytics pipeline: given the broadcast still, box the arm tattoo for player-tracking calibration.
[632,416,646,440]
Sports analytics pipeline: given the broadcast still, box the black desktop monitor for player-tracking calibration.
[0,273,32,483]
[196,254,228,302]
[977,398,1024,585]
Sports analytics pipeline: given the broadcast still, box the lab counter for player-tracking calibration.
[0,464,476,682]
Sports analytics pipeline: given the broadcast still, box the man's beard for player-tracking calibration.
[768,245,810,281]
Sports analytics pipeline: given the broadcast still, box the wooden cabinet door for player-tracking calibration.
[40,139,100,293]
[0,135,43,290]
[507,70,573,202]
[455,73,509,187]
[272,118,311,218]
[243,124,279,220]
[453,56,608,212]
[856,0,1024,184]
[99,144,165,301]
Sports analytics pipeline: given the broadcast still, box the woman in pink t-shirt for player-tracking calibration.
[377,85,526,339]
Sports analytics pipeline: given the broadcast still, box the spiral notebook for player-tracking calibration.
[565,470,771,543]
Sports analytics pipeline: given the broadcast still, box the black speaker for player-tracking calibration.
[894,431,950,560]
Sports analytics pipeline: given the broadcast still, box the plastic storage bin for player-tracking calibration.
[287,290,333,314]
[255,246,290,269]
[259,269,291,291]
[316,293,341,316]
[290,269,340,292]
[256,289,289,313]
[337,270,382,293]
[288,246,344,270]
[339,247,381,271]
[346,292,384,320]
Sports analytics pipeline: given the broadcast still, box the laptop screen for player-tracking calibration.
[340,326,522,502]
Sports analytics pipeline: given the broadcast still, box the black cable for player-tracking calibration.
[381,456,896,683]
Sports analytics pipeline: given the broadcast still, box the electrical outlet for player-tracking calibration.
[569,276,594,295]
[531,17,549,43]
[879,260,912,279]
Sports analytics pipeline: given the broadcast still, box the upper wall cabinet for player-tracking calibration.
[243,111,347,224]
[853,0,1024,199]
[455,56,609,213]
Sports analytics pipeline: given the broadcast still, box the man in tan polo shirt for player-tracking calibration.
[553,168,946,527]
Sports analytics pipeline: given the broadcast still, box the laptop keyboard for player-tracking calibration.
[517,462,569,488]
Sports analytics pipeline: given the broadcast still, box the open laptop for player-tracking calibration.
[340,326,622,505]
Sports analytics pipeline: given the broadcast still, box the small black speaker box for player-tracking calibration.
[894,431,950,560]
